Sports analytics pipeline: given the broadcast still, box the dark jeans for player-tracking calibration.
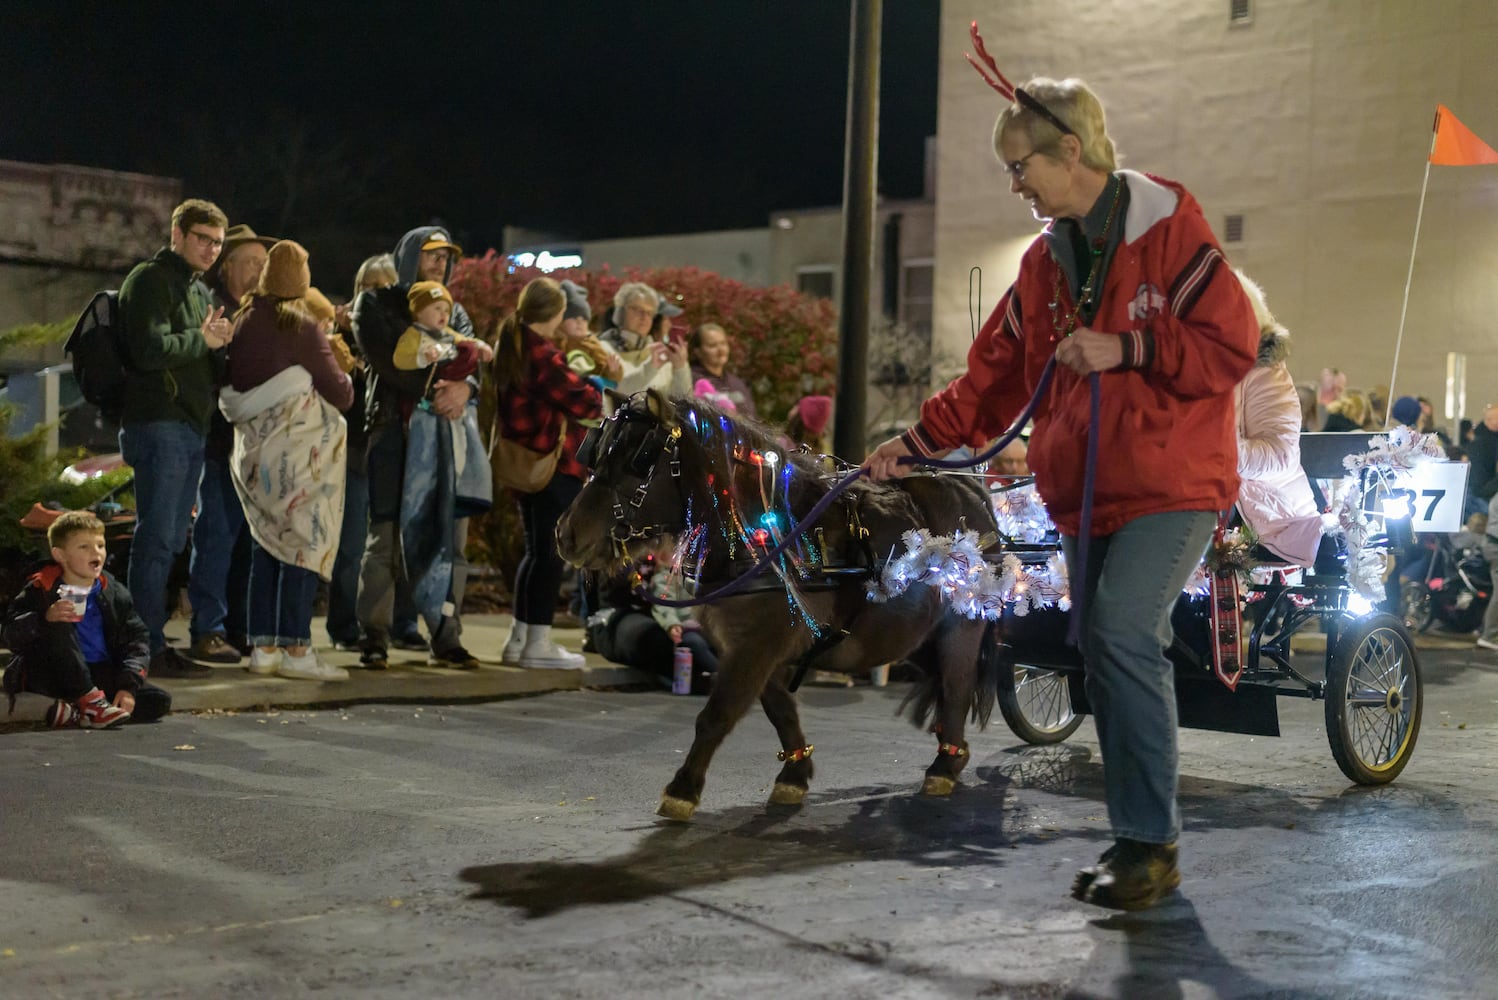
[327,459,370,645]
[120,420,205,653]
[8,622,171,722]
[188,450,249,642]
[514,474,583,625]
[248,538,319,647]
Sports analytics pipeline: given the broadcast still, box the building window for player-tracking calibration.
[1224,214,1245,243]
[900,261,934,341]
[797,267,835,300]
[1229,0,1253,25]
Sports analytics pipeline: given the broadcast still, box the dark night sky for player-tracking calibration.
[5,1,937,272]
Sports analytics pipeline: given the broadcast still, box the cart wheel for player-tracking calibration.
[998,663,1083,745]
[1325,613,1421,785]
[1399,580,1433,633]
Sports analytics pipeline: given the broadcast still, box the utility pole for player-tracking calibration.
[833,0,881,461]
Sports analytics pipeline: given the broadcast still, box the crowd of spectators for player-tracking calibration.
[5,198,808,721]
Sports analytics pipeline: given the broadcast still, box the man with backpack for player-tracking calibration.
[115,198,233,679]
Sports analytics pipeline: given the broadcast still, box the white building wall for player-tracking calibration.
[934,0,1498,421]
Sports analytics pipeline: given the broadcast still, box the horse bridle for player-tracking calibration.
[577,406,688,563]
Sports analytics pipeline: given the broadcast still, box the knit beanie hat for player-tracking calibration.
[559,279,591,322]
[257,240,311,299]
[796,395,833,437]
[407,280,453,316]
[1391,395,1422,428]
[302,287,336,324]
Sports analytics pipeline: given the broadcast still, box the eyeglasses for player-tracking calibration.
[186,230,225,250]
[1002,150,1042,181]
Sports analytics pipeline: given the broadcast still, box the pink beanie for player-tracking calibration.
[796,395,832,436]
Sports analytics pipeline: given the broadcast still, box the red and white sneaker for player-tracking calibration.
[46,700,81,729]
[76,688,130,729]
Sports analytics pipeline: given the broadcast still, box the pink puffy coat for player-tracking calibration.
[1234,325,1324,565]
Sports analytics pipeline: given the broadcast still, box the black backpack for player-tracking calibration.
[64,290,127,422]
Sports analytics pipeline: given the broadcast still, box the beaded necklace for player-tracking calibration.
[1048,178,1123,338]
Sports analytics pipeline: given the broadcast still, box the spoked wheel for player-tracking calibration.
[998,663,1083,745]
[1399,580,1433,634]
[1325,613,1422,785]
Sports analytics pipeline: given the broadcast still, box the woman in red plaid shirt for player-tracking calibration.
[492,278,603,669]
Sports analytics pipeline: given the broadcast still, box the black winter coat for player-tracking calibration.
[2,567,150,694]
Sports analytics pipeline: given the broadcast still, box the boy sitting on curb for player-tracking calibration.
[3,511,172,728]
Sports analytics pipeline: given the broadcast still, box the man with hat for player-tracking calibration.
[186,224,277,665]
[351,226,481,670]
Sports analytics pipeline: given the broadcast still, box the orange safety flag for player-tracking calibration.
[1430,104,1498,166]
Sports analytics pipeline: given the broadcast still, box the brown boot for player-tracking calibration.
[1071,838,1180,911]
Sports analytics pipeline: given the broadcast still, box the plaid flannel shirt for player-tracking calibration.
[497,326,602,481]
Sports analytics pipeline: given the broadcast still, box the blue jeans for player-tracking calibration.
[188,451,248,642]
[1062,509,1217,845]
[120,421,205,653]
[247,539,319,647]
[326,460,369,644]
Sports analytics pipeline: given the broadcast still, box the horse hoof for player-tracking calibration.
[769,782,806,805]
[657,795,697,821]
[921,775,956,797]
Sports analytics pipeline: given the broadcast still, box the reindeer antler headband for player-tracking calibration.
[964,21,1076,139]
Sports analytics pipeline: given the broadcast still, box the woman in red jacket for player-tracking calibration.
[867,76,1258,911]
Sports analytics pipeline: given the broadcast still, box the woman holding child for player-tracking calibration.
[221,240,354,682]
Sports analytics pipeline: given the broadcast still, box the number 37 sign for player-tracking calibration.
[1383,462,1471,532]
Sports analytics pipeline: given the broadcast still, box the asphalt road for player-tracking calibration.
[3,645,1497,999]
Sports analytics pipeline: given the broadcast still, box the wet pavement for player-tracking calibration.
[2,641,1496,998]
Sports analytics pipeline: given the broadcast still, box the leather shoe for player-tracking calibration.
[149,648,214,680]
[189,633,242,664]
[1071,839,1181,911]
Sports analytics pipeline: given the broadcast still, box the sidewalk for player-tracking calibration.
[5,614,653,721]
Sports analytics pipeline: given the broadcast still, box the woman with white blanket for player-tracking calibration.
[221,240,354,681]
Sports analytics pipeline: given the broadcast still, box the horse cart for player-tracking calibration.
[992,430,1449,786]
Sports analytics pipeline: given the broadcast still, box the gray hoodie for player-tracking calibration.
[392,225,474,337]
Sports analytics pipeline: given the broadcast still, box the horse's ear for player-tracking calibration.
[604,387,629,410]
[645,389,679,429]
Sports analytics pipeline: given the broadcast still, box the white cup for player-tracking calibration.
[58,584,90,621]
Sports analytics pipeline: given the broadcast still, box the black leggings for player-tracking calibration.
[513,473,583,625]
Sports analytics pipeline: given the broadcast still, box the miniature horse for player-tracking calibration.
[556,391,1002,821]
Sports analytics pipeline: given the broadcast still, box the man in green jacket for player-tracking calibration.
[117,198,233,679]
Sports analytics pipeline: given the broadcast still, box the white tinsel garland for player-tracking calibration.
[867,528,1068,620]
[1332,426,1447,601]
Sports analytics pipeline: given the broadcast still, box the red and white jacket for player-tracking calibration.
[903,171,1258,537]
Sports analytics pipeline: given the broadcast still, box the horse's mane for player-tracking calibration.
[665,394,833,485]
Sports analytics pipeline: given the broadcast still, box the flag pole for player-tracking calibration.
[1385,156,1432,428]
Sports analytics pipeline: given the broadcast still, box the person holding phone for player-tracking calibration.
[601,281,692,407]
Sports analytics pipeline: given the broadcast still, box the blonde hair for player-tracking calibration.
[494,278,567,392]
[48,510,105,549]
[353,254,397,299]
[994,77,1118,173]
[1328,390,1371,428]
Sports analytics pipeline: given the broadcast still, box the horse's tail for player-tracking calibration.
[897,620,1002,731]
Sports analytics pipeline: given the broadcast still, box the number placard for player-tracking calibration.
[1397,461,1470,532]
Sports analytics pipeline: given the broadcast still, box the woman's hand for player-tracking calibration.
[113,690,135,714]
[664,339,689,370]
[1055,328,1123,374]
[668,625,684,644]
[864,435,914,482]
[431,379,473,420]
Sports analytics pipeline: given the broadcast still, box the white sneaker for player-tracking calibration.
[1475,637,1498,652]
[278,650,351,681]
[517,642,587,671]
[500,622,529,666]
[248,648,282,676]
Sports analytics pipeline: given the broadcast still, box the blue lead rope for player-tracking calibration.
[648,356,1102,612]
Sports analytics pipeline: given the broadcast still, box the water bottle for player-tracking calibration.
[672,644,693,695]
